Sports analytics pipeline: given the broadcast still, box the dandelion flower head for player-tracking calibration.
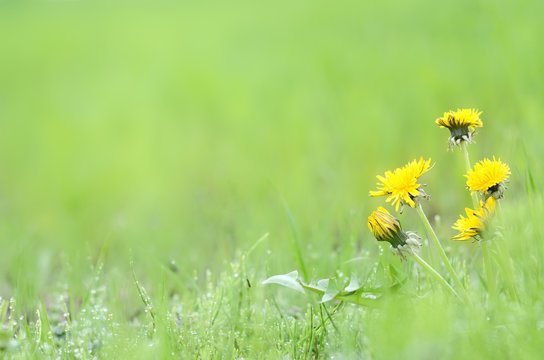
[452,197,496,241]
[466,157,510,199]
[435,108,483,145]
[368,207,421,256]
[370,158,432,211]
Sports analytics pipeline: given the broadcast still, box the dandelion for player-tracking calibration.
[452,197,496,241]
[435,108,483,146]
[370,158,432,211]
[367,207,420,254]
[466,157,511,199]
[368,207,461,298]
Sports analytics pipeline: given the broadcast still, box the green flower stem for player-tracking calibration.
[481,240,496,300]
[488,202,514,299]
[411,251,460,300]
[492,239,519,301]
[416,204,465,294]
[461,142,495,301]
[462,142,479,208]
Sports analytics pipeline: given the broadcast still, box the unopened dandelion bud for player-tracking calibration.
[367,207,413,248]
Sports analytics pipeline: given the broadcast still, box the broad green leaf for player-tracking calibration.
[300,282,326,295]
[321,280,340,303]
[317,279,329,290]
[337,292,381,306]
[262,271,305,294]
[344,275,361,293]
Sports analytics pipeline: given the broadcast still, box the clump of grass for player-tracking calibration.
[0,267,118,359]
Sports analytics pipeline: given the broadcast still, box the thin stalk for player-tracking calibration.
[492,239,519,301]
[492,201,518,300]
[461,142,495,301]
[416,204,465,293]
[462,142,479,208]
[282,199,309,281]
[411,252,460,300]
[481,240,496,300]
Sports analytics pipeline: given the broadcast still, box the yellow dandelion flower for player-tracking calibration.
[466,157,511,199]
[369,158,432,211]
[435,108,483,145]
[452,197,496,241]
[368,207,421,254]
[368,207,403,246]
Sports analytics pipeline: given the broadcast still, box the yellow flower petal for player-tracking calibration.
[466,157,510,195]
[369,157,432,211]
[452,197,496,241]
[435,108,483,129]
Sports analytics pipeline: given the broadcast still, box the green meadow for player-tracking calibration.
[1,0,543,358]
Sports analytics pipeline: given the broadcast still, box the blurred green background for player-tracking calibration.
[0,0,542,308]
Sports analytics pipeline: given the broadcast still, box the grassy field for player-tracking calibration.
[1,0,544,358]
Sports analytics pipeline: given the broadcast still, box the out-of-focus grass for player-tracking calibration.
[0,0,543,358]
